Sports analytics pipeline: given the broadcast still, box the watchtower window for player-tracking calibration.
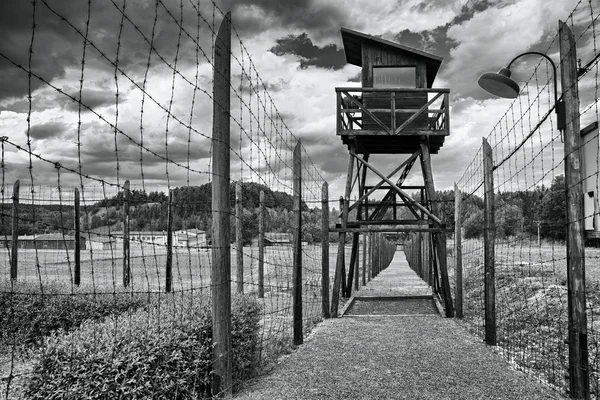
[373,66,416,88]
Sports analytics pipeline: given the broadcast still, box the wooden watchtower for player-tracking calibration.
[331,27,454,317]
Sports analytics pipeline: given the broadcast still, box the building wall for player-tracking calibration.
[583,125,600,232]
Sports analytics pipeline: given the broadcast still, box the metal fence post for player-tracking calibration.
[122,180,131,288]
[74,188,81,286]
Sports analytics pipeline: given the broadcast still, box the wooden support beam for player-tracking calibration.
[420,141,453,317]
[347,151,419,214]
[350,151,444,227]
[560,20,589,399]
[332,143,355,316]
[394,92,443,135]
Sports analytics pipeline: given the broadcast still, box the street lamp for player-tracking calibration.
[477,51,565,130]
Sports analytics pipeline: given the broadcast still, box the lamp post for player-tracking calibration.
[477,51,565,131]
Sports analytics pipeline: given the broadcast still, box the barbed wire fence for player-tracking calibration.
[453,0,600,397]
[0,1,332,398]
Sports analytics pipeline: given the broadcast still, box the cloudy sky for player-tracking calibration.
[0,0,594,203]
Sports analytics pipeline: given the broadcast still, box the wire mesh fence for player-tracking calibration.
[0,1,334,398]
[453,0,600,397]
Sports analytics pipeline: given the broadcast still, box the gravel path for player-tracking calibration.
[234,315,565,399]
[234,253,566,399]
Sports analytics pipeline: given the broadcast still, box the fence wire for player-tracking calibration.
[454,0,600,396]
[0,1,327,398]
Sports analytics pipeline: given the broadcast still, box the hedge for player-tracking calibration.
[0,281,148,348]
[25,292,262,399]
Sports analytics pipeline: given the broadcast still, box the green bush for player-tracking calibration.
[0,281,148,348]
[25,293,262,399]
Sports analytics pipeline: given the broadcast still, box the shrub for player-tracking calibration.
[0,281,148,348]
[25,293,262,399]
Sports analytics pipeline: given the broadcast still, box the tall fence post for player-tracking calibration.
[74,188,81,286]
[454,183,463,318]
[166,190,173,293]
[258,190,265,298]
[292,141,303,346]
[236,181,244,294]
[560,20,589,399]
[321,182,330,318]
[10,179,19,280]
[122,180,131,288]
[483,138,496,345]
[211,11,232,398]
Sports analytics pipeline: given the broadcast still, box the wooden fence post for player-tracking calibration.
[10,179,19,280]
[560,20,589,398]
[483,138,496,345]
[166,190,173,293]
[122,180,131,288]
[321,182,330,318]
[74,188,81,286]
[211,11,232,398]
[292,142,303,346]
[454,183,463,318]
[236,181,244,294]
[362,232,367,286]
[258,190,265,298]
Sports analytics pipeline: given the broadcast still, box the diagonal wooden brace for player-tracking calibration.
[350,151,444,226]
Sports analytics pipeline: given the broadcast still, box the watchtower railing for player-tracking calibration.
[335,87,450,136]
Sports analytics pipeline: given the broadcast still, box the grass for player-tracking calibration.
[445,237,600,397]
[0,243,352,399]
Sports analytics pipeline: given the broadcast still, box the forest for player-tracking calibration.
[0,176,568,244]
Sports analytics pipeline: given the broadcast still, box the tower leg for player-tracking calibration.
[420,140,454,317]
[331,145,355,315]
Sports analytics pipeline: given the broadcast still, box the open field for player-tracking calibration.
[0,243,356,399]
[446,238,600,397]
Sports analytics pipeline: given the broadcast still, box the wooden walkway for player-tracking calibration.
[235,252,565,399]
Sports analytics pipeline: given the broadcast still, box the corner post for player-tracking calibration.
[560,20,589,399]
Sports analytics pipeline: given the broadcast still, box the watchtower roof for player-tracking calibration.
[341,27,442,88]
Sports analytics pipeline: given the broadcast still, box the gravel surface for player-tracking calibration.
[347,299,438,315]
[234,315,566,400]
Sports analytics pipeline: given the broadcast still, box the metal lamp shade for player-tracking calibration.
[477,68,520,98]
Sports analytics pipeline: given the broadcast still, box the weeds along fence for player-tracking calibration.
[0,2,338,399]
[453,2,600,398]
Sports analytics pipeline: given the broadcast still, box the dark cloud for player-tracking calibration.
[270,33,345,70]
[61,88,121,112]
[222,0,345,39]
[28,121,69,140]
[0,0,217,102]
